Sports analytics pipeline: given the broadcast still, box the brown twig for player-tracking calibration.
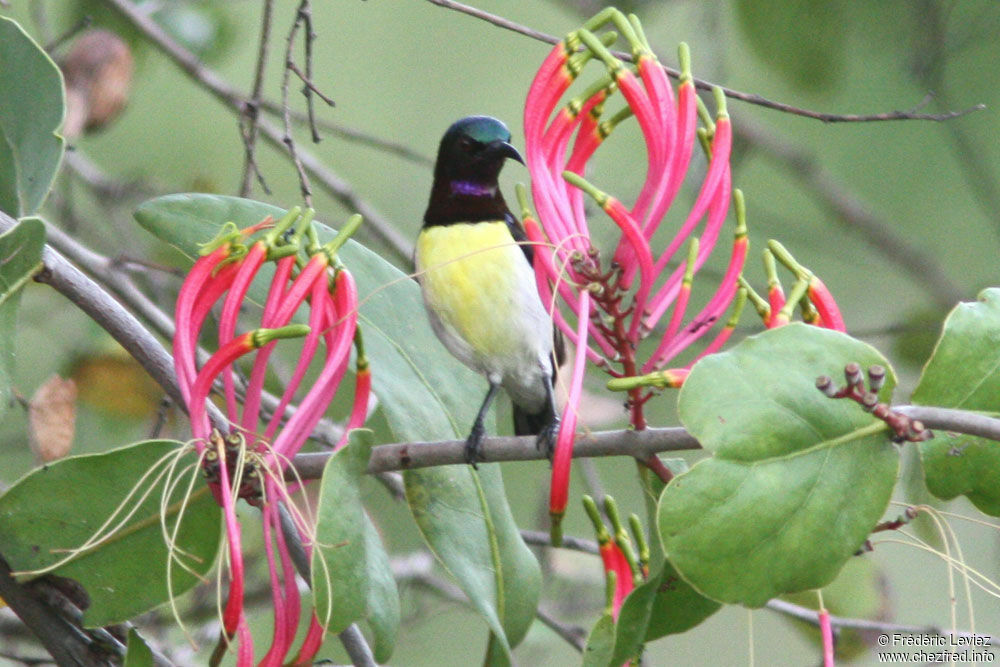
[239,0,275,197]
[423,0,985,123]
[101,0,414,262]
[280,0,314,206]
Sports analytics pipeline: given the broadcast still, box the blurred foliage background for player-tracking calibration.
[1,1,998,665]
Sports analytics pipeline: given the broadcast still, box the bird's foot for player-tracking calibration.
[464,422,486,469]
[536,417,560,463]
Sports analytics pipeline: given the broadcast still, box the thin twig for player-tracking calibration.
[766,598,999,647]
[239,0,275,197]
[287,60,336,108]
[100,0,413,262]
[423,0,985,123]
[298,0,324,142]
[281,1,314,206]
[255,100,433,166]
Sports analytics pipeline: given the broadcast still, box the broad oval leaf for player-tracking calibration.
[581,612,616,667]
[404,463,541,666]
[311,429,400,662]
[0,440,220,626]
[662,324,899,607]
[911,288,1000,516]
[0,18,65,217]
[124,628,155,667]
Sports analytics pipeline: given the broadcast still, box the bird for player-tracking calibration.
[415,115,562,466]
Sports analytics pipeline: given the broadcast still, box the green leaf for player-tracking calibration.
[661,324,899,607]
[581,612,616,667]
[124,628,154,667]
[608,559,720,665]
[733,0,847,90]
[133,194,486,441]
[0,440,220,626]
[312,429,399,661]
[0,17,65,217]
[912,288,1000,516]
[405,463,541,666]
[360,513,400,663]
[0,218,45,418]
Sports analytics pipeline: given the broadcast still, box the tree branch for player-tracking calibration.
[423,0,985,123]
[0,554,113,667]
[766,598,999,647]
[289,404,1000,477]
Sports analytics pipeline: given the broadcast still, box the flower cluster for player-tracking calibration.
[173,207,369,665]
[522,9,746,538]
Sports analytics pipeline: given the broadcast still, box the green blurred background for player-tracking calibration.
[1,1,998,665]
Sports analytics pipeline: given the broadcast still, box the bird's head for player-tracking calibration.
[433,115,524,190]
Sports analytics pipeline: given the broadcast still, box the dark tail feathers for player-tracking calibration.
[513,404,551,436]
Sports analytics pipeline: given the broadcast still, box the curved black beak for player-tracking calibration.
[486,139,524,165]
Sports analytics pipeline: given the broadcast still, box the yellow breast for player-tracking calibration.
[415,221,531,364]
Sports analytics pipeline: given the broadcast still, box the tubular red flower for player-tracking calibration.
[173,213,367,666]
[599,541,635,620]
[549,289,590,530]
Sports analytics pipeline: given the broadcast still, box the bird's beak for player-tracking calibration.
[488,140,524,165]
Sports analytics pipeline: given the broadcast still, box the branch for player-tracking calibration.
[100,0,413,263]
[766,598,999,647]
[0,554,113,667]
[292,426,702,478]
[424,0,985,123]
[288,404,1000,477]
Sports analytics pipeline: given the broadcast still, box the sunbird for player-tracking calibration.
[415,116,563,465]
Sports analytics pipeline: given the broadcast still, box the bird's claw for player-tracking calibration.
[536,417,560,463]
[464,423,486,469]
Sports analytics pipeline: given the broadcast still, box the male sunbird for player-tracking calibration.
[415,116,562,465]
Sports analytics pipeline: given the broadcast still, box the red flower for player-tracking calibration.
[522,10,747,538]
[173,208,369,665]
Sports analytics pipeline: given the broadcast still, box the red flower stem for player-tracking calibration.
[644,229,747,371]
[643,128,732,329]
[241,254,298,435]
[290,614,325,666]
[173,245,231,407]
[687,287,748,365]
[218,242,267,423]
[549,289,591,535]
[263,272,329,443]
[272,270,357,458]
[649,115,731,281]
[820,607,835,667]
[655,238,698,350]
[258,503,289,667]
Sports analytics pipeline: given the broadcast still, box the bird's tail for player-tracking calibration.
[513,403,551,436]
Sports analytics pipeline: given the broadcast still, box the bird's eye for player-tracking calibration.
[459,137,475,152]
